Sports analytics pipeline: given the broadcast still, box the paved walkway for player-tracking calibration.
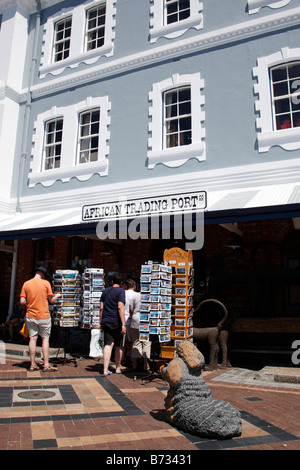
[1,347,300,452]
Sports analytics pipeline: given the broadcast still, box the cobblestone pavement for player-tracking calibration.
[1,352,300,453]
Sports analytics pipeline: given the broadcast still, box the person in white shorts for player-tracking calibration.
[20,267,61,371]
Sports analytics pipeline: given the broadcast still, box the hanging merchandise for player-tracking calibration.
[139,261,172,343]
[161,248,194,359]
[52,270,81,327]
[81,268,105,329]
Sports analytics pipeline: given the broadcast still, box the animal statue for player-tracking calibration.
[160,341,242,439]
[193,299,230,370]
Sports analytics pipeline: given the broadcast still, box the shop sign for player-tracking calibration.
[82,191,206,222]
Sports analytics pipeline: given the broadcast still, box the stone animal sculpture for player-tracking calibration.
[193,299,229,370]
[160,341,242,439]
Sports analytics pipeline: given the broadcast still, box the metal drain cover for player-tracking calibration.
[17,390,56,400]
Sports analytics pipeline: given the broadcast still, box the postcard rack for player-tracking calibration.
[81,268,104,329]
[161,248,194,359]
[52,270,81,328]
[139,261,172,343]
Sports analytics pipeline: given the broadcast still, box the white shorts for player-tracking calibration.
[26,318,52,339]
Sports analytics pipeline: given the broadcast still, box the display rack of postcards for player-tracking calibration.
[81,268,104,328]
[161,248,194,359]
[139,261,173,344]
[52,270,81,327]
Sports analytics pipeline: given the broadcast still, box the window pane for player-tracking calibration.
[272,66,287,83]
[180,116,191,131]
[273,81,288,97]
[91,122,99,135]
[179,101,191,115]
[274,98,290,114]
[288,63,300,79]
[293,112,300,128]
[180,130,192,145]
[179,88,190,102]
[276,114,291,130]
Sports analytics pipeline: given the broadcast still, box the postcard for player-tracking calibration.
[140,313,150,322]
[141,265,152,273]
[141,284,150,292]
[175,288,186,296]
[139,333,149,341]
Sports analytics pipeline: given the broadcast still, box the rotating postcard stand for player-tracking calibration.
[52,270,81,366]
[162,247,194,359]
[139,261,172,383]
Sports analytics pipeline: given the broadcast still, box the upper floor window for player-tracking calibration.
[40,0,116,79]
[44,118,63,170]
[148,73,205,169]
[53,17,72,62]
[165,0,190,25]
[78,109,100,163]
[86,4,106,51]
[30,96,110,187]
[270,62,300,131]
[150,0,203,43]
[253,48,300,153]
[164,87,192,148]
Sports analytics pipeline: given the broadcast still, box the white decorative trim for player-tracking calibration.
[149,0,203,43]
[39,0,116,78]
[18,156,300,214]
[248,0,292,15]
[147,72,205,169]
[29,95,110,187]
[253,47,300,152]
[28,6,300,101]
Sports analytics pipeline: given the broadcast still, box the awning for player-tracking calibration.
[1,182,300,240]
[0,208,94,240]
[205,182,300,224]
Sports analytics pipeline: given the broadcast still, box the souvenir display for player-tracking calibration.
[52,270,81,327]
[161,248,194,358]
[139,261,172,343]
[81,268,104,328]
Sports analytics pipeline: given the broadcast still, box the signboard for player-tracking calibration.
[82,191,206,222]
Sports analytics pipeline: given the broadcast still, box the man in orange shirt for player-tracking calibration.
[20,267,61,371]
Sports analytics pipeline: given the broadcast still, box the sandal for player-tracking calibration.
[28,365,39,371]
[42,366,57,372]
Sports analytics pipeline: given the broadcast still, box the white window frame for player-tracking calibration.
[149,0,203,44]
[30,96,110,187]
[40,0,116,79]
[248,0,292,15]
[77,107,101,164]
[253,47,300,153]
[52,16,72,63]
[270,62,300,132]
[43,117,64,170]
[148,73,205,169]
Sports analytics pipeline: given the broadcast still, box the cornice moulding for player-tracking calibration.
[26,6,300,101]
[19,157,300,213]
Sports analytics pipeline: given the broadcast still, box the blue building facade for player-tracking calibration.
[1,0,300,359]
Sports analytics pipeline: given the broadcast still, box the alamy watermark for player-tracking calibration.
[291,340,300,365]
[95,211,204,250]
[82,192,206,250]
